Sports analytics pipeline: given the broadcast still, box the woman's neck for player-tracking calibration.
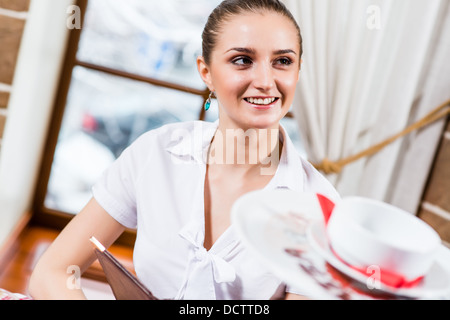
[207,125,281,176]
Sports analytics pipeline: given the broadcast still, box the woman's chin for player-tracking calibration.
[241,117,282,130]
[246,111,286,129]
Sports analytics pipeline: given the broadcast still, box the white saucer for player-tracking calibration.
[231,189,450,300]
[307,220,450,299]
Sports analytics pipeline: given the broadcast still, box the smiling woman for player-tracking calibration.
[29,0,338,300]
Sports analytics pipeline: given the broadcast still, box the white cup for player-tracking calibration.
[326,196,441,282]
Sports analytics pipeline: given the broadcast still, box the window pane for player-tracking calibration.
[77,0,222,90]
[45,66,204,214]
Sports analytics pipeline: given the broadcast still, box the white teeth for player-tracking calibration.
[246,97,276,105]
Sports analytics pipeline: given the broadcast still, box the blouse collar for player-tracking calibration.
[165,119,305,193]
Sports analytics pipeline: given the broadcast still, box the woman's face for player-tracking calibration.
[198,11,301,130]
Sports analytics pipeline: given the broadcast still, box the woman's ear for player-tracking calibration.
[197,56,214,91]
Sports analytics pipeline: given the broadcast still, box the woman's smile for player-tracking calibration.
[243,96,280,109]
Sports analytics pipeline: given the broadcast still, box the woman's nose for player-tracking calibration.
[252,63,275,91]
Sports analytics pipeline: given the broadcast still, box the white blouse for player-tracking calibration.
[92,120,339,299]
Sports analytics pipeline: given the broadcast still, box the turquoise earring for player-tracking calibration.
[204,91,214,111]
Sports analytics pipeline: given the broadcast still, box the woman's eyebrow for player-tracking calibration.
[225,47,256,54]
[273,49,297,55]
[225,47,297,55]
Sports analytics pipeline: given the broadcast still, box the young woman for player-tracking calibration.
[29,0,339,300]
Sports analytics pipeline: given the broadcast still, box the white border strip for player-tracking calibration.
[0,83,12,93]
[0,8,28,20]
[0,109,8,117]
[444,131,450,141]
[89,237,106,252]
[422,201,450,221]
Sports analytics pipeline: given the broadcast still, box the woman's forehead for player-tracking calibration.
[215,11,300,54]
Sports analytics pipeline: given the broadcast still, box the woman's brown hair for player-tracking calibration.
[202,0,303,65]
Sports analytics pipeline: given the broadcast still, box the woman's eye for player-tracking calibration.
[232,57,252,66]
[275,57,293,66]
[278,58,292,66]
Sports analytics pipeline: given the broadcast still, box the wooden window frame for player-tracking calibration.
[31,0,293,246]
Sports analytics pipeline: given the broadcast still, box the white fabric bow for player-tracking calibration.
[176,223,236,299]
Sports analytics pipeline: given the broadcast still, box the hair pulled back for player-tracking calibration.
[202,0,303,65]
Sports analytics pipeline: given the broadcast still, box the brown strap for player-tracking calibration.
[313,99,450,174]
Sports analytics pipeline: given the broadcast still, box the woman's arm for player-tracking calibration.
[29,197,125,299]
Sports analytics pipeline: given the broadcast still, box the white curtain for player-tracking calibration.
[284,0,450,213]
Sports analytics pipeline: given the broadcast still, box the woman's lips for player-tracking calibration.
[244,97,279,109]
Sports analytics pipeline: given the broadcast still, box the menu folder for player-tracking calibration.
[89,236,158,300]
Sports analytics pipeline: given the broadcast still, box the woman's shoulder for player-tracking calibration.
[126,120,217,157]
[138,120,215,139]
[130,120,209,143]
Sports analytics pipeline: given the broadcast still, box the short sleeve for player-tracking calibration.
[92,134,150,229]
